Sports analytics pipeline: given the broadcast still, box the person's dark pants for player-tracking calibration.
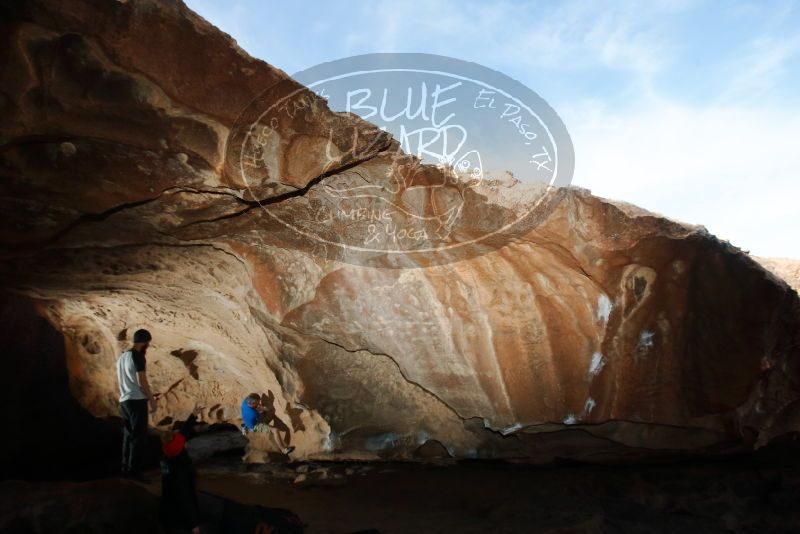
[120,398,148,473]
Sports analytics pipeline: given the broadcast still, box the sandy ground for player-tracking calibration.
[133,447,800,534]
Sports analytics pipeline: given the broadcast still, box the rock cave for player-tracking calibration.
[2,1,800,532]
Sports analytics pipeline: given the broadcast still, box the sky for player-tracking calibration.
[186,0,800,258]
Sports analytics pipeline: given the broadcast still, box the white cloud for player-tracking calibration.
[354,0,682,80]
[720,35,800,103]
[567,100,800,258]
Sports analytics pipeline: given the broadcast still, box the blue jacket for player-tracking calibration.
[241,399,260,430]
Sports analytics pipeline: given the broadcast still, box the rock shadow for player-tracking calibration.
[170,348,199,380]
[258,390,292,447]
[286,403,306,433]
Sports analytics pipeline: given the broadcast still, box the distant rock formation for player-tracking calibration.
[756,257,800,294]
[1,0,798,463]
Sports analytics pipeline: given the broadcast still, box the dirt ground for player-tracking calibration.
[5,436,800,533]
[168,445,800,534]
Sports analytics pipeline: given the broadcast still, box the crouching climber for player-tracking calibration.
[240,392,295,455]
[160,405,203,534]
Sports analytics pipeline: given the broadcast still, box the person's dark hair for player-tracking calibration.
[133,329,152,343]
[246,393,260,402]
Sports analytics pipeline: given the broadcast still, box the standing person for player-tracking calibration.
[116,328,157,480]
[160,406,203,534]
[241,392,294,455]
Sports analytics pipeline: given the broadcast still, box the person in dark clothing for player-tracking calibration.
[160,405,203,534]
[116,328,157,480]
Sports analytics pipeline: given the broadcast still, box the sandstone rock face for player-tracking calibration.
[2,0,799,463]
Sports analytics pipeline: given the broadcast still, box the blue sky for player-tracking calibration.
[187,0,800,258]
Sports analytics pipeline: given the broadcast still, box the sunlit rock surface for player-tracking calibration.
[757,257,800,294]
[2,0,799,464]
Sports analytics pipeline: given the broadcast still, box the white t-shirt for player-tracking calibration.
[116,350,147,402]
